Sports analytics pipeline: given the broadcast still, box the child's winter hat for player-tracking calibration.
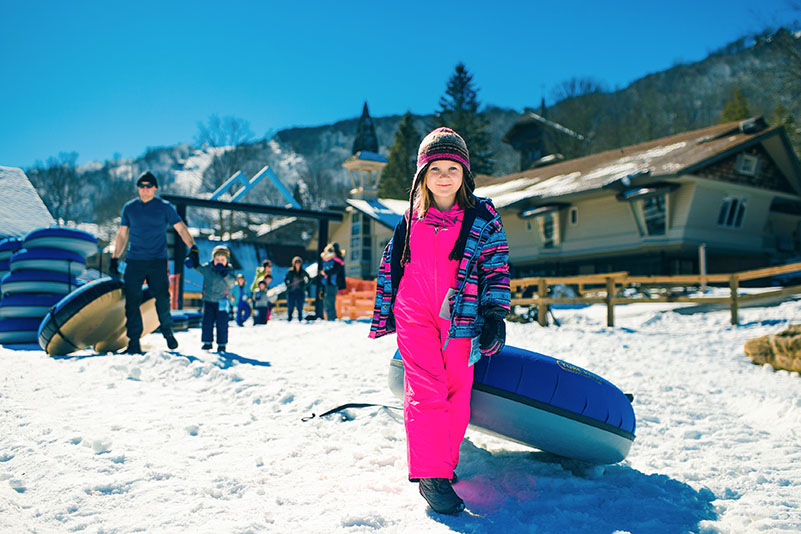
[401,127,474,264]
[413,127,474,192]
[212,245,230,258]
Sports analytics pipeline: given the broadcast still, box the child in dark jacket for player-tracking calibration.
[284,256,310,322]
[252,278,272,325]
[186,245,237,352]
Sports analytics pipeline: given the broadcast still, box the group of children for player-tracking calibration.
[184,250,312,352]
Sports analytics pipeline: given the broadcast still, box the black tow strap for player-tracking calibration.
[47,305,81,352]
[301,402,401,422]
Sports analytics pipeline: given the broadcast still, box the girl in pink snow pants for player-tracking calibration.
[369,128,511,515]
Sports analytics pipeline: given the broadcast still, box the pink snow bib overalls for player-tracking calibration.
[394,205,473,480]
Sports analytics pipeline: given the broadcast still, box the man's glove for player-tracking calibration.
[479,307,506,355]
[109,257,120,278]
[184,245,200,269]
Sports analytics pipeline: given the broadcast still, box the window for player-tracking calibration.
[539,212,559,248]
[642,195,666,236]
[717,196,747,228]
[569,207,578,226]
[350,213,361,261]
[735,153,759,176]
[350,212,373,276]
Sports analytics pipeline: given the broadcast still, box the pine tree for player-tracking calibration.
[774,104,801,159]
[434,63,494,175]
[379,112,419,199]
[720,88,751,123]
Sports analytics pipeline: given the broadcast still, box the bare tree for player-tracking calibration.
[26,152,83,223]
[195,115,255,235]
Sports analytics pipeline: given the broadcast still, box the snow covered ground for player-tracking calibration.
[2,298,800,533]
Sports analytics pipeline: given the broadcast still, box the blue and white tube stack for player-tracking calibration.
[0,228,98,344]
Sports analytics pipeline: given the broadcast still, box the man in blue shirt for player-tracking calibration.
[110,171,198,354]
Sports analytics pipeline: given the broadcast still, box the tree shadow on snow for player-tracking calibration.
[427,439,717,534]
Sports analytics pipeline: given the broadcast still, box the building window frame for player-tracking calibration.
[735,153,759,177]
[717,195,747,229]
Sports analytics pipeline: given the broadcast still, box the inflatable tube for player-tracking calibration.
[9,247,86,276]
[1,270,80,296]
[171,310,189,332]
[388,346,636,465]
[184,310,202,328]
[0,317,43,344]
[38,277,158,356]
[23,228,97,258]
[0,238,23,261]
[0,293,64,319]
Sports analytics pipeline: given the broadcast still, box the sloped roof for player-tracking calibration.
[0,166,55,238]
[346,198,406,229]
[475,118,801,209]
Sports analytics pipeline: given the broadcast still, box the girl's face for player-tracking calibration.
[213,254,228,266]
[425,159,463,210]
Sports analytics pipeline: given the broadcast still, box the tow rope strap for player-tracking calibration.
[301,402,401,422]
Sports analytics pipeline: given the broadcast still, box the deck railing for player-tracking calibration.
[510,261,801,326]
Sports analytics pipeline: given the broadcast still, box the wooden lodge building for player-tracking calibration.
[328,113,801,279]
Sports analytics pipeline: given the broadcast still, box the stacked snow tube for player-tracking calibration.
[39,277,158,356]
[0,238,22,280]
[0,228,97,345]
[388,345,636,464]
[184,310,202,328]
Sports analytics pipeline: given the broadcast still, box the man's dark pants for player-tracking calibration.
[124,259,173,341]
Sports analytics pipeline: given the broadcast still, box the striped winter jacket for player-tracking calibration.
[369,196,511,364]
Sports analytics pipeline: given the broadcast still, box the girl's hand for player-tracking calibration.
[479,308,506,355]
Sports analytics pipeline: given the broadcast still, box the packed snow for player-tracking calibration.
[2,297,800,533]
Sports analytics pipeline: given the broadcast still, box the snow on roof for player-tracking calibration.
[0,166,55,238]
[346,198,406,229]
[476,119,787,209]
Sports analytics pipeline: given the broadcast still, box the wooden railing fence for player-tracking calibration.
[510,261,801,327]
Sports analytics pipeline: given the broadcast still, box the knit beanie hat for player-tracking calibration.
[136,171,158,188]
[401,127,475,264]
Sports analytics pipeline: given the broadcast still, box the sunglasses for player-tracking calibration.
[138,183,155,189]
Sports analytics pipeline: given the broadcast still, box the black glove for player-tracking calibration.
[109,257,120,277]
[479,307,506,355]
[188,245,200,268]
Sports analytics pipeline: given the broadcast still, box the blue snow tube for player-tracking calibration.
[388,345,636,464]
[0,317,43,344]
[9,247,87,276]
[1,270,81,296]
[0,238,23,261]
[0,293,64,319]
[23,228,98,257]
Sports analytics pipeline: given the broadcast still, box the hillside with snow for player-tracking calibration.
[2,297,800,533]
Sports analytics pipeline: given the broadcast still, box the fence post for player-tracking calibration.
[538,278,548,326]
[730,274,739,325]
[606,276,616,327]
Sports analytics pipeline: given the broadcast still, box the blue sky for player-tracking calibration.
[0,0,797,169]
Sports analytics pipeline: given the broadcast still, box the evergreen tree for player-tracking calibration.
[720,88,751,123]
[380,112,419,199]
[775,104,801,159]
[434,63,494,175]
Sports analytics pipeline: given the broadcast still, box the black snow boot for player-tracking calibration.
[217,345,226,353]
[164,332,178,350]
[124,341,143,354]
[418,478,465,515]
[201,343,213,350]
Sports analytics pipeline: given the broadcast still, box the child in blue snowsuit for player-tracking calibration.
[186,245,237,352]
